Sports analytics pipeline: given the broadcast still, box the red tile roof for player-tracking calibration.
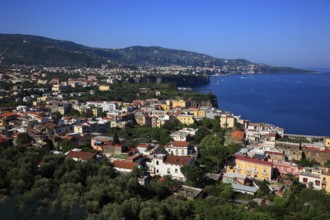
[322,149,330,153]
[172,141,189,147]
[164,155,191,166]
[235,155,273,166]
[231,131,245,141]
[112,160,138,170]
[0,112,17,118]
[67,151,96,160]
[304,146,321,151]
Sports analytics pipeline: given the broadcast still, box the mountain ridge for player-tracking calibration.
[0,33,310,73]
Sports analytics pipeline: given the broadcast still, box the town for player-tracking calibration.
[1,64,330,218]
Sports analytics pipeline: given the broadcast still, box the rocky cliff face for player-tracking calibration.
[188,95,218,108]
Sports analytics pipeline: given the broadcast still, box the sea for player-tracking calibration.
[194,70,330,136]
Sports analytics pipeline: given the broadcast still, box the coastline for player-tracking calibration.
[194,72,330,137]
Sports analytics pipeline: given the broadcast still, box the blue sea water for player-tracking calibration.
[194,71,330,136]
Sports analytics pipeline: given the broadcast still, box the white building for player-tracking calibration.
[148,154,194,180]
[299,167,322,190]
[165,141,193,156]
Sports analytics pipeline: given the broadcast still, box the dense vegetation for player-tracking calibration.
[1,144,330,219]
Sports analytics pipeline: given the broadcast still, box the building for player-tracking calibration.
[324,137,330,148]
[226,155,273,181]
[165,141,193,156]
[177,114,195,125]
[299,167,322,190]
[272,160,299,176]
[220,114,236,128]
[112,160,139,172]
[321,167,330,192]
[99,85,110,91]
[66,150,96,161]
[172,100,186,108]
[149,154,194,180]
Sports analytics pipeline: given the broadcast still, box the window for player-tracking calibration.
[167,168,170,174]
[182,149,184,155]
[156,161,159,165]
[262,169,267,175]
[303,178,308,183]
[315,180,320,186]
[176,149,178,155]
[175,169,178,173]
[156,169,159,173]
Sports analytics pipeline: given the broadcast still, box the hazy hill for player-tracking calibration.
[0,34,309,73]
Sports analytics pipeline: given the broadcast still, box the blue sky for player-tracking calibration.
[0,0,330,68]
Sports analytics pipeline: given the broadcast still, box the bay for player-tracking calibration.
[194,72,330,136]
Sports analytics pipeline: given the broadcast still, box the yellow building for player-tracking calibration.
[321,168,330,193]
[220,114,236,128]
[177,114,195,125]
[161,104,171,111]
[92,107,103,117]
[226,155,273,181]
[193,109,206,118]
[172,100,186,108]
[324,137,330,148]
[99,85,110,91]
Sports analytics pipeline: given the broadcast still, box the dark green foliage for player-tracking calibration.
[1,146,330,219]
[15,133,33,145]
[58,139,76,152]
[180,165,204,185]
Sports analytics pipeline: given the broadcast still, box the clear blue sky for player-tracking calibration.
[0,0,330,68]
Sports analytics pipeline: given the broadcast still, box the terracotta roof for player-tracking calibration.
[67,151,96,160]
[0,112,17,118]
[235,155,273,166]
[266,151,283,155]
[304,146,321,151]
[172,141,189,147]
[137,143,150,148]
[164,155,191,166]
[322,149,330,153]
[112,160,138,170]
[231,131,245,141]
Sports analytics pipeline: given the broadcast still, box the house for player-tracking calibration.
[174,185,203,200]
[220,113,236,128]
[177,114,195,125]
[272,160,299,176]
[99,85,110,91]
[112,160,139,172]
[137,143,158,157]
[299,167,322,190]
[226,154,273,181]
[66,150,96,161]
[324,137,330,148]
[232,183,257,195]
[172,100,186,108]
[321,167,330,192]
[91,136,125,151]
[223,172,247,185]
[170,131,190,142]
[231,131,245,142]
[165,141,193,156]
[149,154,194,180]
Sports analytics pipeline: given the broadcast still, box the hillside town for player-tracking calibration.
[1,64,330,208]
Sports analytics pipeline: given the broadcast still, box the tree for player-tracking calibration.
[16,133,33,145]
[181,165,204,185]
[113,130,120,145]
[59,140,76,152]
[257,180,271,197]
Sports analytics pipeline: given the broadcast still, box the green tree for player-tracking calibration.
[59,140,76,153]
[16,133,33,145]
[113,130,120,145]
[181,165,204,185]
